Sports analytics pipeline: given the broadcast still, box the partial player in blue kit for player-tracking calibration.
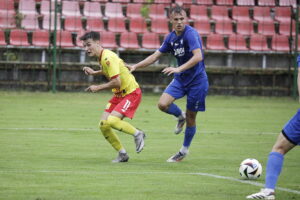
[129,5,209,162]
[246,55,300,200]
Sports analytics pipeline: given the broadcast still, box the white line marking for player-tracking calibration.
[0,170,299,195]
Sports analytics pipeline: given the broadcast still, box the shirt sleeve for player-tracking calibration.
[103,55,120,79]
[159,34,171,53]
[186,30,202,52]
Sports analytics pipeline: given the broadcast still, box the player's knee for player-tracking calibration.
[107,115,121,127]
[157,102,168,111]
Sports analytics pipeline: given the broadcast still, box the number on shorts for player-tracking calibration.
[121,99,131,112]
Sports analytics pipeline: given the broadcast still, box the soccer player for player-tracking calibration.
[246,55,300,199]
[80,31,145,163]
[129,5,209,162]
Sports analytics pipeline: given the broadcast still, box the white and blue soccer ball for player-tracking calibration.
[239,158,262,180]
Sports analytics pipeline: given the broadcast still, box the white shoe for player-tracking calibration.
[246,189,275,199]
[112,152,129,163]
[166,151,186,162]
[174,112,186,134]
[134,131,146,153]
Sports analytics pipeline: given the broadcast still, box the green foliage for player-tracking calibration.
[0,92,299,200]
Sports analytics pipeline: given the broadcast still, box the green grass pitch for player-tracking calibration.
[0,91,299,200]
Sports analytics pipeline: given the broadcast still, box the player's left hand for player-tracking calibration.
[162,67,180,76]
[85,85,100,93]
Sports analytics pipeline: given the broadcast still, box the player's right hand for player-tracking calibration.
[82,67,95,75]
[126,64,137,73]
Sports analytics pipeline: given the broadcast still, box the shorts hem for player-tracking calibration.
[282,129,297,145]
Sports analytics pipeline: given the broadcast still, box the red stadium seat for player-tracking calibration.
[215,21,234,35]
[0,0,15,15]
[9,29,30,46]
[236,21,254,36]
[62,1,81,17]
[0,14,16,29]
[215,0,234,5]
[193,20,211,36]
[175,0,193,4]
[211,6,231,22]
[21,14,39,30]
[190,5,210,21]
[91,0,109,2]
[130,18,148,33]
[126,3,143,19]
[120,32,140,49]
[257,0,276,6]
[132,0,147,2]
[195,0,213,5]
[274,7,292,24]
[42,14,61,30]
[228,34,248,51]
[40,0,56,16]
[18,0,36,15]
[253,7,274,23]
[86,17,105,32]
[112,0,130,2]
[279,21,295,36]
[149,4,166,20]
[271,35,290,52]
[100,31,118,49]
[236,0,255,6]
[154,0,172,3]
[104,3,124,18]
[107,18,127,33]
[206,34,227,50]
[279,0,296,8]
[0,30,6,46]
[64,17,82,32]
[83,2,102,18]
[56,31,74,48]
[142,32,160,49]
[232,6,252,23]
[32,30,49,47]
[151,18,169,34]
[249,34,269,51]
[257,21,276,36]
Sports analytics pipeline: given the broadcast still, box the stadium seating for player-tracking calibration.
[215,0,234,5]
[193,20,211,36]
[257,21,276,36]
[62,1,81,17]
[0,30,6,46]
[130,18,148,33]
[21,14,39,30]
[0,0,15,15]
[149,4,166,20]
[86,17,105,32]
[215,21,234,35]
[40,0,57,16]
[279,0,296,7]
[56,31,74,48]
[249,34,269,51]
[211,6,231,22]
[154,0,172,3]
[253,7,274,23]
[42,14,61,30]
[141,32,160,49]
[91,0,109,2]
[228,34,248,51]
[104,2,124,18]
[9,29,30,46]
[100,31,118,49]
[120,32,140,49]
[236,21,254,36]
[32,30,50,47]
[271,35,290,52]
[274,7,292,24]
[175,0,193,4]
[126,3,143,19]
[257,0,276,6]
[195,0,213,5]
[0,14,16,29]
[206,34,227,50]
[279,21,295,36]
[232,6,252,23]
[83,1,103,18]
[64,17,82,32]
[18,0,36,15]
[107,18,127,33]
[112,0,130,2]
[236,0,255,6]
[190,5,210,21]
[151,18,169,34]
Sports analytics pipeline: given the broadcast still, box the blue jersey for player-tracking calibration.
[159,25,207,86]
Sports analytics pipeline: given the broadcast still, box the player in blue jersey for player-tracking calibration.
[246,55,300,199]
[129,5,209,162]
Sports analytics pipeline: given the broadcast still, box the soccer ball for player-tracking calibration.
[239,158,262,180]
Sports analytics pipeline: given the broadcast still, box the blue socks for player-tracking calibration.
[183,126,196,147]
[265,152,284,189]
[165,103,182,117]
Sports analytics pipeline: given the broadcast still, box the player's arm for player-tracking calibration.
[83,66,103,76]
[85,76,121,93]
[129,50,162,72]
[162,48,202,76]
[297,55,300,101]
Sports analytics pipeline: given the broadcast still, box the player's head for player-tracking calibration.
[80,31,102,57]
[169,5,187,34]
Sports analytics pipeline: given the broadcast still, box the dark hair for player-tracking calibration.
[79,31,100,41]
[169,4,186,16]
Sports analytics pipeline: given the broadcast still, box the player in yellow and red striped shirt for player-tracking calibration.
[80,31,145,163]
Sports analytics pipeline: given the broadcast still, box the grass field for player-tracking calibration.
[0,91,299,200]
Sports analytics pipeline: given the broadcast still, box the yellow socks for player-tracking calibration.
[107,115,137,136]
[99,120,123,152]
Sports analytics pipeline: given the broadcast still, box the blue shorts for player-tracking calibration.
[282,109,300,145]
[164,78,209,112]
